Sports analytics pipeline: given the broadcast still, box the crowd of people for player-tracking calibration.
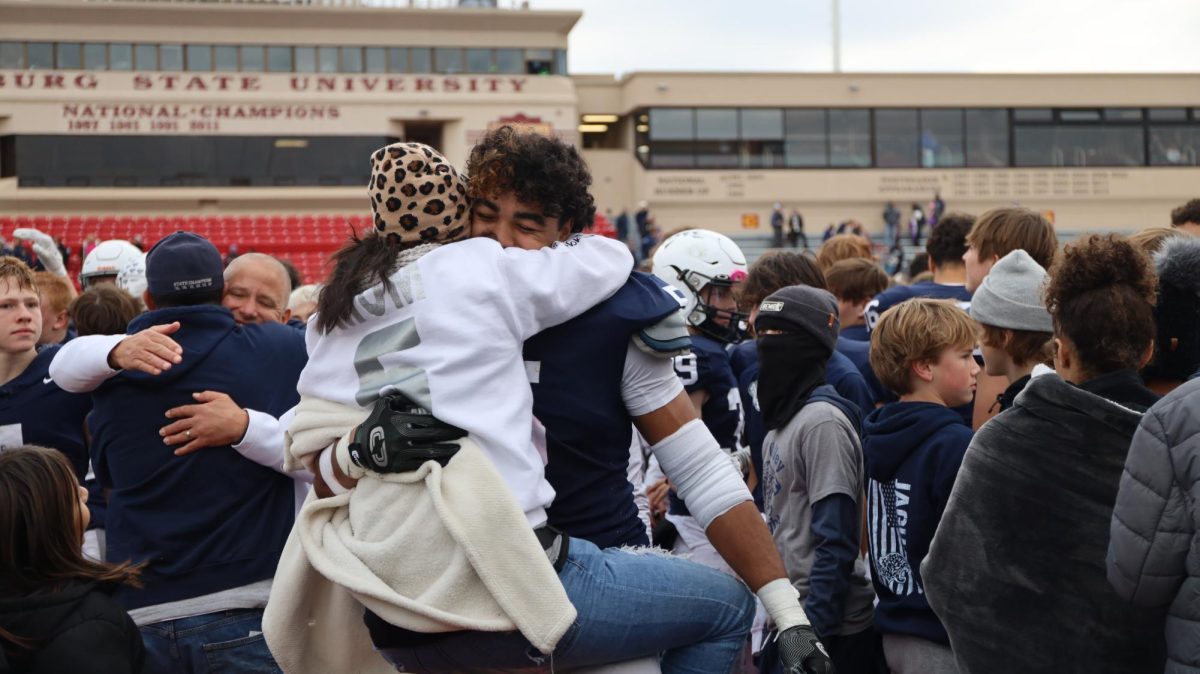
[2,124,1200,674]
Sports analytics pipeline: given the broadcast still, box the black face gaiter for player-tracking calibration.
[756,333,832,431]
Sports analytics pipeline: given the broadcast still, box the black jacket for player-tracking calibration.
[0,581,145,674]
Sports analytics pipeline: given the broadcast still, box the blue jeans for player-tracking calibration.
[373,537,756,674]
[139,608,280,674]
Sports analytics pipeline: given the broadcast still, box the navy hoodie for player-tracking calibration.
[862,401,972,644]
[89,305,306,610]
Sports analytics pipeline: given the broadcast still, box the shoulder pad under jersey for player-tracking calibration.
[633,307,691,358]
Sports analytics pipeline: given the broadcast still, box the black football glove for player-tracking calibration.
[776,625,836,674]
[347,393,466,474]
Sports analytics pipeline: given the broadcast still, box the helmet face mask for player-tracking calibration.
[652,229,749,345]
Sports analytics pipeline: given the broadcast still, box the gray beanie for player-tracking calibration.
[754,285,840,353]
[969,249,1052,332]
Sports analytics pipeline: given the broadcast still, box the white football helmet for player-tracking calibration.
[81,240,143,289]
[651,229,749,343]
[117,252,148,300]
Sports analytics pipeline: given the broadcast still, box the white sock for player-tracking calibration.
[756,578,810,630]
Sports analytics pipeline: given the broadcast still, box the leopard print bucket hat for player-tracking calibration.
[368,142,469,244]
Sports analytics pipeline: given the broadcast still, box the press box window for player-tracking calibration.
[27,43,53,70]
[295,47,316,73]
[267,46,292,73]
[134,44,158,70]
[0,43,23,69]
[56,43,82,70]
[83,44,107,70]
[214,46,238,72]
[240,46,264,72]
[410,48,432,73]
[160,44,183,71]
[109,44,133,70]
[364,47,385,73]
[185,45,212,71]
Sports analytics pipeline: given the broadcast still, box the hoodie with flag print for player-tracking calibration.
[862,401,972,645]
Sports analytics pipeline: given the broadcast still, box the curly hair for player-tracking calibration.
[925,212,974,268]
[1170,198,1200,227]
[1045,234,1157,376]
[739,250,826,310]
[465,126,596,233]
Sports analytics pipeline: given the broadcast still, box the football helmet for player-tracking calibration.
[651,229,749,344]
[80,240,142,289]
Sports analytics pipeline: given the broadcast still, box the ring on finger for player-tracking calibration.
[185,429,192,439]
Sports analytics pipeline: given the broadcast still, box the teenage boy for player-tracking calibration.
[33,271,76,346]
[756,285,880,674]
[865,213,975,333]
[969,250,1053,412]
[961,207,1058,427]
[825,257,891,406]
[864,298,977,673]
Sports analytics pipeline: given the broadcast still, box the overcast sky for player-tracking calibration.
[529,0,1200,76]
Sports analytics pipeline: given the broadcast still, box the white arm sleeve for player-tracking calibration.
[622,341,685,417]
[233,408,312,481]
[498,234,634,341]
[47,334,125,393]
[650,418,752,529]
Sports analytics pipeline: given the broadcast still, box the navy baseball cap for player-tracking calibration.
[145,231,224,299]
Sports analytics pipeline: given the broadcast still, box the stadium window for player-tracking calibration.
[1013,108,1052,122]
[525,48,553,75]
[83,43,107,70]
[648,142,695,169]
[648,108,694,141]
[341,47,364,73]
[433,48,462,74]
[696,109,738,140]
[56,43,82,70]
[964,108,1009,167]
[696,140,739,168]
[160,44,183,71]
[1015,125,1145,167]
[1149,108,1188,122]
[387,48,407,73]
[410,48,432,73]
[554,49,567,75]
[874,109,919,168]
[495,48,522,74]
[919,109,965,168]
[295,47,316,73]
[185,44,212,72]
[0,43,24,69]
[466,48,492,73]
[240,46,264,72]
[740,109,784,168]
[784,109,827,167]
[1104,108,1143,122]
[267,46,292,73]
[828,109,870,167]
[1058,109,1101,122]
[317,47,338,73]
[364,47,386,73]
[134,44,158,70]
[27,43,53,70]
[110,44,132,70]
[214,45,238,72]
[1150,125,1200,166]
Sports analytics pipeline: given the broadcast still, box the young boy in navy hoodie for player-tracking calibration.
[864,298,979,673]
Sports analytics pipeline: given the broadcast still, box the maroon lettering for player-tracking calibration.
[468,78,478,92]
[485,77,501,92]
[361,77,379,91]
[74,74,97,90]
[329,107,340,119]
[509,78,525,92]
[442,78,460,92]
[43,74,65,89]
[241,76,260,91]
[415,77,434,91]
[290,77,309,91]
[386,77,404,92]
[160,75,179,90]
[184,76,208,91]
[133,75,153,90]
[212,75,233,91]
[317,77,337,92]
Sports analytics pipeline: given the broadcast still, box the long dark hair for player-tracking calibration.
[316,230,404,333]
[0,446,143,652]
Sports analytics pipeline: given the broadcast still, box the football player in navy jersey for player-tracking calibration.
[651,230,760,569]
[0,257,91,480]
